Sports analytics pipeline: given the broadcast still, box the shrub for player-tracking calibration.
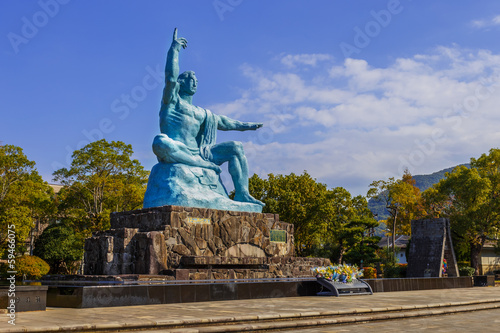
[459,266,475,277]
[363,267,377,279]
[398,263,407,277]
[13,255,50,279]
[384,264,407,278]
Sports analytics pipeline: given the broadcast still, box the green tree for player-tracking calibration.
[249,172,331,256]
[367,170,422,258]
[248,172,379,263]
[428,148,500,274]
[327,188,380,265]
[0,145,54,257]
[33,224,84,274]
[53,139,148,235]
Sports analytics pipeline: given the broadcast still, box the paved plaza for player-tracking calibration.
[281,308,500,332]
[1,286,499,332]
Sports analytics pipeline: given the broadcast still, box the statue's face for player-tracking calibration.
[180,75,198,95]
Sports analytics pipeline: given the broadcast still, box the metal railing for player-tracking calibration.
[28,276,317,287]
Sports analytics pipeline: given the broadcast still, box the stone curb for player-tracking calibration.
[2,298,500,333]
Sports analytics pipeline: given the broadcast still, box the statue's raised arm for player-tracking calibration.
[162,28,188,106]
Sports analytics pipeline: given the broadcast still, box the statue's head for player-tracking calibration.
[178,71,197,95]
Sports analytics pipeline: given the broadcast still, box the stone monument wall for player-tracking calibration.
[407,218,459,278]
[84,206,330,279]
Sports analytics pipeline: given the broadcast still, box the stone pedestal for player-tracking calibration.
[84,205,329,279]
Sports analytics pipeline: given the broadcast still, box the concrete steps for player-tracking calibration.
[97,299,500,332]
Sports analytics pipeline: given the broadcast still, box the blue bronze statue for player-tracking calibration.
[143,28,264,212]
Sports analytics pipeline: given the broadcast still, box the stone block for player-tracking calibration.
[175,269,189,281]
[0,286,48,312]
[203,248,214,257]
[195,237,207,250]
[473,275,496,287]
[172,244,190,256]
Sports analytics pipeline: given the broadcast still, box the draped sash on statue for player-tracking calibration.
[199,109,217,161]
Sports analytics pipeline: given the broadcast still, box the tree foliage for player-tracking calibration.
[426,148,500,274]
[53,139,148,234]
[249,172,330,256]
[367,170,423,257]
[10,255,50,279]
[33,224,84,274]
[368,165,469,221]
[0,145,54,257]
[248,172,379,263]
[327,188,380,265]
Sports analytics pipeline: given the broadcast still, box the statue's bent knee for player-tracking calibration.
[153,134,174,161]
[232,141,244,156]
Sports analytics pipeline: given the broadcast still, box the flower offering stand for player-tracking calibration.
[312,264,373,297]
[316,277,373,297]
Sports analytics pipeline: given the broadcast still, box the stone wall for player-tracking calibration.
[84,205,330,278]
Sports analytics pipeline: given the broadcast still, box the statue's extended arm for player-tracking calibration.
[217,115,263,131]
[162,28,187,105]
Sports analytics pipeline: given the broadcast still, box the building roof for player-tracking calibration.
[483,240,498,249]
[378,235,410,249]
[49,184,63,193]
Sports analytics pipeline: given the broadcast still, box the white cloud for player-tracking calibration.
[280,54,333,68]
[296,106,336,127]
[471,15,500,29]
[212,48,500,195]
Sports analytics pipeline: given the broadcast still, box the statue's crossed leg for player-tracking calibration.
[153,134,264,206]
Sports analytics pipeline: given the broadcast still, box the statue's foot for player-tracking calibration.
[234,193,265,206]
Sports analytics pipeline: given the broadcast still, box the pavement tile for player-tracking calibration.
[352,308,372,313]
[299,311,321,317]
[154,319,184,325]
[256,313,277,320]
[0,287,499,332]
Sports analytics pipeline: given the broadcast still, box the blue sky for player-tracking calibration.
[2,1,500,196]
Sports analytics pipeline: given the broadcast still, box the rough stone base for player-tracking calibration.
[143,163,262,213]
[84,205,330,278]
[170,256,330,280]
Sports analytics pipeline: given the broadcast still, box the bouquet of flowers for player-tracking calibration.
[311,264,363,283]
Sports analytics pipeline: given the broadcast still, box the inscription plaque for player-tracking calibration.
[186,217,211,225]
[270,230,286,243]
